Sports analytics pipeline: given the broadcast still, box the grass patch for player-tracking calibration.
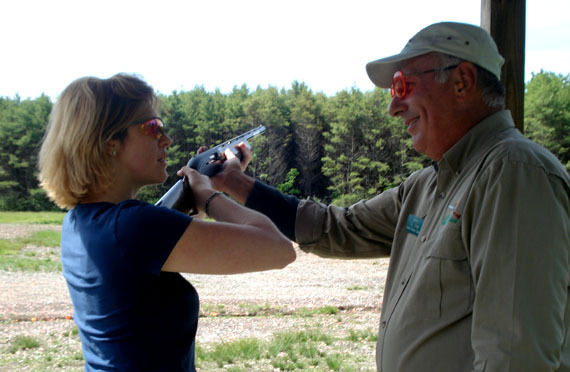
[0,229,62,272]
[198,328,361,371]
[1,321,376,372]
[297,305,339,317]
[1,325,84,371]
[346,329,378,342]
[325,353,345,370]
[0,211,65,225]
[269,329,334,350]
[199,338,264,367]
[21,229,62,247]
[7,335,41,353]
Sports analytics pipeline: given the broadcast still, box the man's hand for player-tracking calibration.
[196,142,255,204]
[196,142,252,171]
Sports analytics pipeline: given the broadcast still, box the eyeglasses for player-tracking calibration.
[133,117,165,139]
[390,64,459,99]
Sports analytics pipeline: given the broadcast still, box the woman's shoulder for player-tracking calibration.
[117,199,192,222]
[116,200,192,238]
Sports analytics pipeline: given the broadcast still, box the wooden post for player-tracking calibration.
[481,0,526,133]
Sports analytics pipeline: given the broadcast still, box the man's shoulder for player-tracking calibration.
[404,165,437,184]
[396,166,437,198]
[486,133,569,183]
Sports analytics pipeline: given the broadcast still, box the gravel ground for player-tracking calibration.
[0,223,388,370]
[0,249,388,335]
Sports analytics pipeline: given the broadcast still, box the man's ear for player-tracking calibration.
[454,62,477,98]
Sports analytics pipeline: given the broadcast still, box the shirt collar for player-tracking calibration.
[437,110,516,175]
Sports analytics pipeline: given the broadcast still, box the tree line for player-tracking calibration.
[1,71,568,211]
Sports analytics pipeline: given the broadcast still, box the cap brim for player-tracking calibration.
[365,48,432,88]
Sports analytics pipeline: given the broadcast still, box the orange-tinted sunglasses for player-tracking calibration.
[390,64,459,99]
[134,117,165,139]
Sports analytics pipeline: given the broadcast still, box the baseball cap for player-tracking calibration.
[366,22,505,88]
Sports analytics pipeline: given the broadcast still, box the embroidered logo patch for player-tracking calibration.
[442,201,461,225]
[406,214,424,236]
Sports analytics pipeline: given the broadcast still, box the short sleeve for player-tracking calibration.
[115,201,192,275]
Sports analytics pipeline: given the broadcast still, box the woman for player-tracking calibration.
[38,73,295,371]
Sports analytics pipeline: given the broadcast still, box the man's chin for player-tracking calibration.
[410,137,424,154]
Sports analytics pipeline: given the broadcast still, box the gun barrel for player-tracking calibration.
[215,125,265,149]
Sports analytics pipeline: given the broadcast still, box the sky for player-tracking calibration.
[1,0,569,100]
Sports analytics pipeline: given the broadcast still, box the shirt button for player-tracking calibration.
[421,235,427,242]
[381,321,387,329]
[439,191,446,198]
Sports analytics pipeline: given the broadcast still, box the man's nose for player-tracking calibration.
[388,96,405,117]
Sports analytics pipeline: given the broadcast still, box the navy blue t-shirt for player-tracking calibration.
[61,200,198,371]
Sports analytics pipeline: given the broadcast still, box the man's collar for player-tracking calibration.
[437,110,515,174]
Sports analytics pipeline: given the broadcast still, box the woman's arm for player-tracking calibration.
[162,163,296,274]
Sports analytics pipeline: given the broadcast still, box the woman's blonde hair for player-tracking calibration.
[38,73,158,209]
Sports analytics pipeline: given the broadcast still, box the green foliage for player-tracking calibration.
[525,71,570,171]
[286,82,329,197]
[0,95,59,211]
[331,193,365,208]
[2,73,568,211]
[135,184,163,204]
[277,168,301,195]
[321,88,429,204]
[2,187,60,211]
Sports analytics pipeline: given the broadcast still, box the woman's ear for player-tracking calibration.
[106,139,120,157]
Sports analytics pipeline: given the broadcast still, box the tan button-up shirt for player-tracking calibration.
[295,111,570,371]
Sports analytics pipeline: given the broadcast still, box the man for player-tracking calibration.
[209,22,570,371]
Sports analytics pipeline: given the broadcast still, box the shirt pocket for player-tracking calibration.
[415,224,473,320]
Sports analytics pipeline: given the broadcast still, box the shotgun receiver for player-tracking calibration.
[155,125,266,214]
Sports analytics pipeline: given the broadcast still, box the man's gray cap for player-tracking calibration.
[366,22,505,88]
